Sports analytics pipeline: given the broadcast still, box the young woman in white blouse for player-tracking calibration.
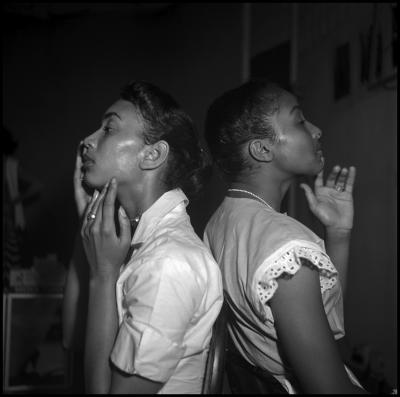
[62,81,223,394]
[203,81,367,394]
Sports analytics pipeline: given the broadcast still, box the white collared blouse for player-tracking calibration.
[110,189,223,394]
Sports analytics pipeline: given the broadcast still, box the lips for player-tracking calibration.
[82,153,95,168]
[82,160,94,168]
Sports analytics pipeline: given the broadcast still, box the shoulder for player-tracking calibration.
[138,228,220,288]
[237,201,322,258]
[207,197,317,240]
[205,196,325,271]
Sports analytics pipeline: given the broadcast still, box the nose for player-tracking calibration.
[81,131,98,154]
[308,121,322,140]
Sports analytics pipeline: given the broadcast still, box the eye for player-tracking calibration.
[296,110,306,125]
[103,125,112,134]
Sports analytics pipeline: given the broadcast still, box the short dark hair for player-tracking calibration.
[205,81,285,182]
[120,81,211,198]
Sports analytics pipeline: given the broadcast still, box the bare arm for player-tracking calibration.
[110,367,163,394]
[325,228,351,295]
[62,142,92,350]
[270,261,367,394]
[62,232,89,350]
[85,274,119,393]
[82,182,121,393]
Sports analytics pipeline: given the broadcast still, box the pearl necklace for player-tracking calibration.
[227,188,275,211]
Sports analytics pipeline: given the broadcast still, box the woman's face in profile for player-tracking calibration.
[81,99,146,190]
[271,91,324,176]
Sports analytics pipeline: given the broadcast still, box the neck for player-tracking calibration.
[230,171,295,211]
[116,179,167,222]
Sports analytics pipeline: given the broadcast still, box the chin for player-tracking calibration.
[318,159,325,173]
[82,172,106,190]
[301,162,323,177]
[315,162,324,174]
[311,164,324,176]
[310,157,324,175]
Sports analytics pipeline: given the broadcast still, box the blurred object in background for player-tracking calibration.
[9,253,66,293]
[345,343,396,394]
[3,126,43,288]
[3,293,71,393]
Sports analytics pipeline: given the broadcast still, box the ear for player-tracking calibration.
[140,140,169,170]
[248,138,274,162]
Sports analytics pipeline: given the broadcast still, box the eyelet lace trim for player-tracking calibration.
[257,245,338,306]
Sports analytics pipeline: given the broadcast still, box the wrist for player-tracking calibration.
[325,227,352,240]
[89,268,120,283]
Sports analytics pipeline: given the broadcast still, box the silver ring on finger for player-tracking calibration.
[87,212,96,221]
[335,185,344,192]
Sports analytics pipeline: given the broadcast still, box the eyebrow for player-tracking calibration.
[102,111,122,121]
[290,105,301,114]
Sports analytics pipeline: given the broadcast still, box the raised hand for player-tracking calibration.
[74,141,93,218]
[81,178,132,278]
[300,166,356,231]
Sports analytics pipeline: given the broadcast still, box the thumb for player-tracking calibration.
[118,206,131,244]
[299,183,317,210]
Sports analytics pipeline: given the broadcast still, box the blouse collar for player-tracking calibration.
[131,188,189,245]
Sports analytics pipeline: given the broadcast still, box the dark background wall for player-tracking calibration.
[296,5,397,389]
[3,3,241,264]
[3,2,397,389]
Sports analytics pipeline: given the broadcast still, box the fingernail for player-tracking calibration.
[119,207,127,217]
[90,191,98,202]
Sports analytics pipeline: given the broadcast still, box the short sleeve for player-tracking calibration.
[110,257,202,382]
[252,239,338,321]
